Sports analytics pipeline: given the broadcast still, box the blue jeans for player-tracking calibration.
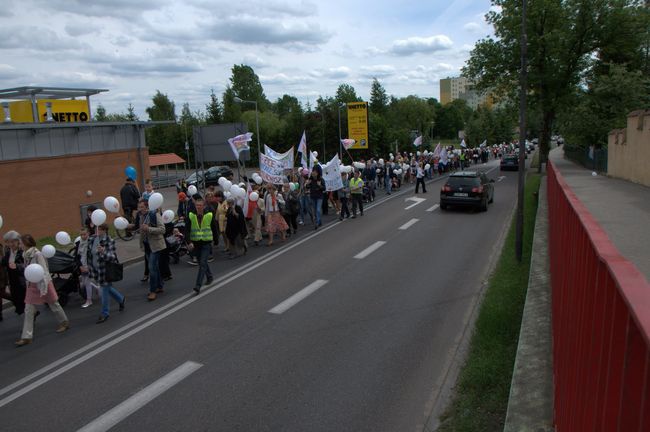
[385,176,392,193]
[148,249,162,293]
[195,243,213,289]
[101,284,124,317]
[299,195,311,223]
[311,197,323,226]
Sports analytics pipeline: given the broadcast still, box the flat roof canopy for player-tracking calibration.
[0,86,108,100]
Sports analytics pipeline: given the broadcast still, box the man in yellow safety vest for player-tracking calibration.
[186,197,219,294]
[350,170,365,218]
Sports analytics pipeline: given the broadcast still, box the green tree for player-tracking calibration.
[229,64,270,110]
[205,89,222,124]
[336,84,360,104]
[95,105,107,121]
[369,78,388,115]
[145,91,182,155]
[464,0,648,165]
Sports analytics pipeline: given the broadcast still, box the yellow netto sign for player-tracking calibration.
[7,99,91,123]
[346,101,368,150]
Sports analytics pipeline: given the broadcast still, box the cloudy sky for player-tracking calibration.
[0,0,495,118]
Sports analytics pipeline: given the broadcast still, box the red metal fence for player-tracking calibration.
[548,161,650,431]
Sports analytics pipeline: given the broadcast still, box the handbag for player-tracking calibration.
[105,259,123,282]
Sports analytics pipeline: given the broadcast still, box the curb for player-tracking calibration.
[503,179,554,431]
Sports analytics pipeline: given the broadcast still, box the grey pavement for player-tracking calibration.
[549,147,650,281]
[0,158,523,431]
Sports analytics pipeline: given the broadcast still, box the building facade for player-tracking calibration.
[439,76,492,109]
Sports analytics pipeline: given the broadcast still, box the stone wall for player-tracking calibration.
[608,110,650,187]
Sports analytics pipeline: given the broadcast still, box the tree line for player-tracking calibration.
[94,64,518,164]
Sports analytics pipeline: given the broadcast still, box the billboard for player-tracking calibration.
[193,123,250,163]
[7,99,91,123]
[346,102,368,150]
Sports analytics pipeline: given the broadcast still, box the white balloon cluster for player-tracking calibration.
[252,173,263,185]
[353,162,365,170]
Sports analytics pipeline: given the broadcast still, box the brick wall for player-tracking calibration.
[0,149,149,240]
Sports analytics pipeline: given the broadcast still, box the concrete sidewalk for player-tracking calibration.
[549,147,650,281]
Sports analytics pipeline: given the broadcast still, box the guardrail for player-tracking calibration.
[547,161,650,431]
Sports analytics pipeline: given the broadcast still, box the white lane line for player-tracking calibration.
[426,204,440,212]
[268,280,328,315]
[354,241,387,259]
[404,197,426,210]
[398,218,419,230]
[77,361,202,432]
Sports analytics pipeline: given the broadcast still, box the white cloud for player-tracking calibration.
[64,22,99,37]
[389,35,453,56]
[0,64,21,80]
[32,0,168,21]
[203,17,331,46]
[259,73,315,85]
[463,22,482,34]
[0,26,89,51]
[242,54,267,69]
[359,65,396,78]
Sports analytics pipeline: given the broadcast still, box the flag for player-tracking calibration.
[432,142,441,158]
[413,135,423,147]
[460,139,467,148]
[298,131,308,169]
[440,148,448,165]
[588,145,594,160]
[480,140,487,147]
[309,151,319,171]
[341,138,356,150]
[228,132,253,159]
[264,144,294,169]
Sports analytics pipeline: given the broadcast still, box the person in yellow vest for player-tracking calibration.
[350,170,365,218]
[186,197,219,294]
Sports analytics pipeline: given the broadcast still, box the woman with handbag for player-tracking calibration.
[88,224,125,324]
[15,234,69,347]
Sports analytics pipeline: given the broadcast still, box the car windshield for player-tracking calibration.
[504,156,518,161]
[448,176,480,187]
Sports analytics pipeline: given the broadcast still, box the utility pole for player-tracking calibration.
[516,0,528,262]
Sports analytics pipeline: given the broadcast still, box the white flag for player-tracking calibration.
[228,132,253,160]
[432,142,441,158]
[460,139,467,148]
[413,135,423,147]
[341,138,356,150]
[298,131,308,169]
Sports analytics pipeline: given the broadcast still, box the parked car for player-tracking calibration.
[186,166,234,187]
[440,171,495,212]
[500,154,519,171]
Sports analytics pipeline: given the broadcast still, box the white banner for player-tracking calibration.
[322,154,343,191]
[259,153,286,185]
[264,144,294,169]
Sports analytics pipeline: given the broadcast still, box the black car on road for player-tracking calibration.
[500,154,519,171]
[186,166,234,187]
[440,171,495,212]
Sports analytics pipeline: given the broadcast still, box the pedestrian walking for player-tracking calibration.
[415,162,427,193]
[339,171,351,220]
[15,234,69,347]
[264,184,288,246]
[75,227,101,308]
[134,199,166,301]
[305,167,325,229]
[186,197,219,294]
[88,224,125,324]
[2,230,26,316]
[350,170,365,218]
[120,177,140,224]
[225,198,248,258]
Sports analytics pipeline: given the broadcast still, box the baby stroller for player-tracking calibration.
[362,185,372,203]
[167,220,189,264]
[47,250,80,307]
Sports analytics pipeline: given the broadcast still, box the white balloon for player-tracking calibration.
[417,151,421,156]
[187,185,198,196]
[114,216,129,230]
[24,263,45,283]
[249,192,259,202]
[91,209,107,226]
[424,150,429,155]
[378,158,384,165]
[353,162,365,169]
[425,164,431,170]
[376,168,381,173]
[0,214,3,230]
[289,183,297,191]
[42,244,56,259]
[103,196,120,213]
[148,192,164,211]
[224,191,231,199]
[223,180,232,191]
[162,209,175,224]
[312,151,318,157]
[218,177,227,186]
[55,231,71,246]
[254,176,263,185]
[238,182,245,188]
[591,171,597,177]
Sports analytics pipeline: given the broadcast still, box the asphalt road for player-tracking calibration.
[0,158,521,432]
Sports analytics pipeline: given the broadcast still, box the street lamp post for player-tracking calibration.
[337,103,345,159]
[233,96,261,160]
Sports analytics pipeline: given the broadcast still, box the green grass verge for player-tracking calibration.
[530,151,540,169]
[437,173,542,432]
